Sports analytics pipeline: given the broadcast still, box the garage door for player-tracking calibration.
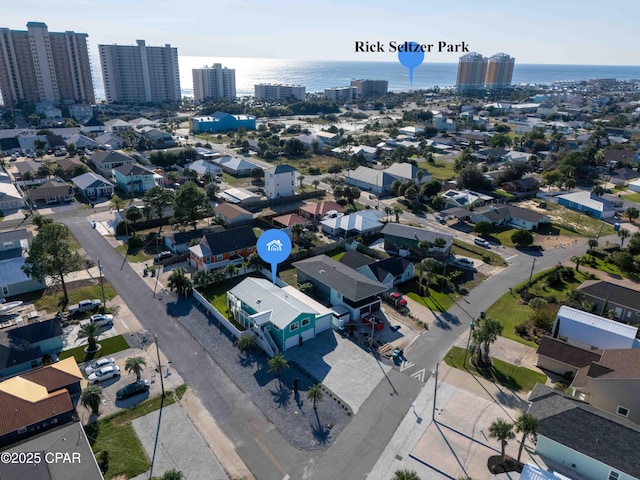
[315,314,331,333]
[301,328,315,342]
[284,336,299,350]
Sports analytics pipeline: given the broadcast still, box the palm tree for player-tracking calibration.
[81,385,103,415]
[193,269,213,288]
[417,258,440,297]
[160,469,184,480]
[393,206,403,223]
[488,418,515,462]
[237,333,257,352]
[247,252,261,272]
[472,317,504,366]
[514,412,538,462]
[109,194,124,212]
[570,255,583,272]
[268,353,289,381]
[625,206,639,224]
[587,238,598,256]
[306,383,324,410]
[82,322,102,352]
[212,269,225,284]
[312,179,320,190]
[290,223,304,243]
[433,237,447,251]
[125,356,147,381]
[298,175,306,189]
[224,263,238,280]
[384,206,393,222]
[392,470,421,480]
[618,228,630,248]
[167,268,193,297]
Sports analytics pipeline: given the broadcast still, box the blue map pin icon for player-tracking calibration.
[398,41,424,85]
[257,229,292,285]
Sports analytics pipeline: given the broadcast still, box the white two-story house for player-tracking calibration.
[265,164,296,199]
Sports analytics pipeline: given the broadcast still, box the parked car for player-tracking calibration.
[68,299,102,314]
[84,357,116,375]
[116,380,150,400]
[88,313,114,327]
[474,237,490,248]
[453,257,477,271]
[154,251,172,263]
[88,365,121,384]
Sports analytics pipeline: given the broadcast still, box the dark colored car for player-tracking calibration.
[116,380,150,400]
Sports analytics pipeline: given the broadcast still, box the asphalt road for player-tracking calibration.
[56,210,612,480]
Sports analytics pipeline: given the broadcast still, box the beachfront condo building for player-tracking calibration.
[254,83,305,101]
[350,79,388,97]
[456,52,488,94]
[485,53,515,90]
[193,64,236,102]
[324,86,358,102]
[98,40,181,104]
[0,22,95,108]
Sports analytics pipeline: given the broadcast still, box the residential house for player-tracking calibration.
[357,256,414,291]
[13,160,39,181]
[0,357,82,448]
[0,181,25,211]
[213,203,253,226]
[551,306,638,350]
[26,180,73,205]
[141,128,176,148]
[345,166,396,194]
[381,223,453,260]
[536,335,602,377]
[320,210,385,237]
[299,201,343,221]
[571,348,640,424]
[218,187,261,206]
[184,159,222,177]
[0,137,21,156]
[113,164,157,194]
[383,162,431,185]
[189,226,257,271]
[628,179,640,193]
[0,422,104,479]
[527,383,640,480]
[314,131,340,146]
[94,132,125,150]
[163,226,223,254]
[55,157,86,178]
[501,151,534,163]
[265,164,296,199]
[294,255,387,320]
[474,147,508,162]
[79,116,105,134]
[441,189,493,209]
[91,150,134,177]
[557,191,618,219]
[227,278,333,352]
[71,172,114,200]
[338,250,375,270]
[212,156,258,177]
[191,112,256,133]
[64,133,99,150]
[0,318,64,378]
[433,114,456,131]
[0,229,44,299]
[578,281,640,324]
[129,117,156,129]
[273,213,311,228]
[104,118,132,133]
[470,204,550,230]
[399,126,424,137]
[606,167,639,186]
[501,177,540,193]
[331,145,377,163]
[604,148,635,165]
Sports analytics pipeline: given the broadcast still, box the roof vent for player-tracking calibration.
[319,269,325,274]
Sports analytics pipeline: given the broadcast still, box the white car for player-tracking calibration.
[474,237,490,248]
[84,357,116,376]
[89,314,114,327]
[88,365,121,384]
[453,257,477,271]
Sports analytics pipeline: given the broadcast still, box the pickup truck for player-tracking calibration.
[68,299,102,314]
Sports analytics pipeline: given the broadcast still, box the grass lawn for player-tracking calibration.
[445,346,547,392]
[399,279,456,313]
[417,160,456,182]
[588,256,640,281]
[278,267,297,286]
[59,335,130,363]
[331,251,346,261]
[485,291,536,347]
[623,192,640,203]
[200,274,261,315]
[452,239,508,267]
[539,200,615,237]
[84,385,186,480]
[34,283,118,313]
[116,244,155,263]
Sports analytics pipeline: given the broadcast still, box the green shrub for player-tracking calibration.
[115,221,128,236]
[127,234,143,252]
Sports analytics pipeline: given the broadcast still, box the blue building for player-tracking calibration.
[557,191,617,219]
[191,112,256,133]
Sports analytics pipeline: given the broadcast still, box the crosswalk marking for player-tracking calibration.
[399,361,415,372]
[411,368,426,382]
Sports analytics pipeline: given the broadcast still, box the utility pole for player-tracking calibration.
[149,334,165,480]
[155,334,165,398]
[98,259,106,309]
[432,360,440,421]
[522,257,536,303]
[462,320,476,368]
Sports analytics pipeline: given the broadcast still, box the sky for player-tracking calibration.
[2,0,639,66]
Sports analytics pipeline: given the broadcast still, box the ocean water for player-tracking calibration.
[178,56,640,98]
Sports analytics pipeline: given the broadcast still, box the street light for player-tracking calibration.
[432,360,439,421]
[462,320,476,369]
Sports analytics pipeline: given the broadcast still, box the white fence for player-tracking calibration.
[192,289,242,340]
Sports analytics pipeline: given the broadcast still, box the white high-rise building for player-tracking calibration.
[254,84,305,101]
[324,86,358,102]
[192,64,236,102]
[98,40,181,104]
[0,22,95,108]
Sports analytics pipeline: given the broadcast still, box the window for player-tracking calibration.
[616,406,629,417]
[290,322,299,332]
[302,318,310,327]
[216,254,223,260]
[609,471,620,480]
[1,286,8,296]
